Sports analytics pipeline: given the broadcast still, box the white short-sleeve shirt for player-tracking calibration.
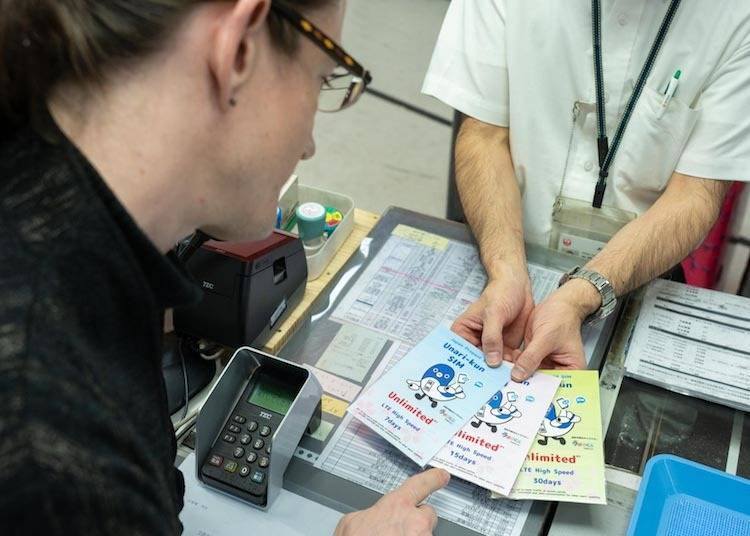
[423,0,750,246]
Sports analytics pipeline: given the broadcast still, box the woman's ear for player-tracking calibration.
[209,0,271,111]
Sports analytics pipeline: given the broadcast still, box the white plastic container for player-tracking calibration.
[294,184,354,281]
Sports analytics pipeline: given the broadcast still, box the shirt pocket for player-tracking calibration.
[614,85,700,195]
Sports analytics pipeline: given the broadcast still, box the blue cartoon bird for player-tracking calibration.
[470,390,522,433]
[406,364,467,408]
[537,399,581,446]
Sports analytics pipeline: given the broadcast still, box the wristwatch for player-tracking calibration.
[558,267,616,323]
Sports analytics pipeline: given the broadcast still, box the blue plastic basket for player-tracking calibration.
[628,454,750,536]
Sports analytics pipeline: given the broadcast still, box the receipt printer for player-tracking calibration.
[174,231,307,349]
[196,347,322,509]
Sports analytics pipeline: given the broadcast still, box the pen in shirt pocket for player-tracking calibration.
[658,69,681,118]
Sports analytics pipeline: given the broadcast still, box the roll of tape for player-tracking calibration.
[296,202,326,241]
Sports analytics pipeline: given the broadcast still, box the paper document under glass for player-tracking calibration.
[625,279,750,412]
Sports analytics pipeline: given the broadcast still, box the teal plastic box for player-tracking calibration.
[628,454,750,536]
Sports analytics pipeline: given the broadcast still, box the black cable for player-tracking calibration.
[728,236,750,248]
[591,0,682,208]
[365,87,453,127]
[177,336,192,422]
[601,0,682,176]
[176,229,215,264]
[592,0,607,154]
[173,229,220,422]
[740,256,750,297]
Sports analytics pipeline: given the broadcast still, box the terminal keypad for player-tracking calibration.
[201,405,282,504]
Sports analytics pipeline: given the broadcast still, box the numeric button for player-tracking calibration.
[246,452,258,463]
[253,438,265,450]
[258,456,269,468]
[240,434,252,445]
[233,447,245,458]
[223,461,238,473]
[239,466,251,478]
[259,425,271,437]
[246,421,258,432]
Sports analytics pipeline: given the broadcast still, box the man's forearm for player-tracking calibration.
[455,116,526,277]
[570,173,730,314]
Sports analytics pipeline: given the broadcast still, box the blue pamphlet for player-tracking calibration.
[348,325,512,466]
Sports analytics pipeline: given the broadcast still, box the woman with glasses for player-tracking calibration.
[0,1,448,534]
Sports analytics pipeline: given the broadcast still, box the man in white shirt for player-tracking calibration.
[423,0,750,381]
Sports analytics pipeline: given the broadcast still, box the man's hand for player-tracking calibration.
[334,468,450,536]
[452,118,530,367]
[451,263,533,367]
[509,174,730,381]
[510,279,600,381]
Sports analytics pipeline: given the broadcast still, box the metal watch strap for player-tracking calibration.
[558,267,616,322]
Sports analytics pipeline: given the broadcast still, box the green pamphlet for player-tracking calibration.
[504,370,607,504]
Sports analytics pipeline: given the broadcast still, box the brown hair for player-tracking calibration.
[0,0,330,133]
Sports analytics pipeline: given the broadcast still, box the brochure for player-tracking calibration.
[348,325,512,466]
[503,370,607,504]
[430,371,561,496]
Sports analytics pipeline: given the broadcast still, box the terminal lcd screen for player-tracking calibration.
[248,372,295,415]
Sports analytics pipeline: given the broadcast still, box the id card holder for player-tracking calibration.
[550,196,636,260]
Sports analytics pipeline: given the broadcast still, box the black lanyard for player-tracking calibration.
[591,0,682,208]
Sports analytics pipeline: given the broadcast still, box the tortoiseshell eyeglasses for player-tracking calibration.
[270,1,372,112]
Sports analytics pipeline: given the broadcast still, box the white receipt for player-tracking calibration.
[625,279,750,411]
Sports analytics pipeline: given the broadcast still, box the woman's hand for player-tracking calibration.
[334,468,450,536]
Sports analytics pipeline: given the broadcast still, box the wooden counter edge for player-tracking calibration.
[261,208,380,354]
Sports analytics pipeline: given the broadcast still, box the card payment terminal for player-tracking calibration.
[195,347,322,509]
